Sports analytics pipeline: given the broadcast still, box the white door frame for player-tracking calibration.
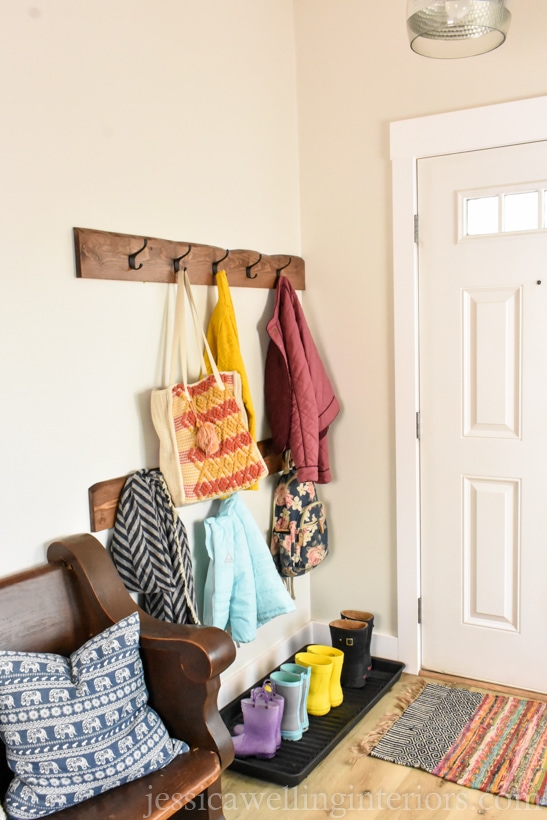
[392,94,547,675]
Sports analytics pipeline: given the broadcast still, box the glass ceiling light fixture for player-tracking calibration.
[407,0,511,58]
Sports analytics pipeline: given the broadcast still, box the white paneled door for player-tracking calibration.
[418,141,547,693]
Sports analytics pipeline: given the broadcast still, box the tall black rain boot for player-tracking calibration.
[341,609,374,678]
[329,619,369,689]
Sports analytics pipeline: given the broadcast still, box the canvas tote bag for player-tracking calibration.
[151,270,267,506]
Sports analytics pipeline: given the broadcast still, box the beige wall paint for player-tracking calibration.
[2,0,547,680]
[0,0,306,683]
[294,0,547,636]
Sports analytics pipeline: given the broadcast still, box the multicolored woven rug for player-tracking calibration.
[353,682,547,807]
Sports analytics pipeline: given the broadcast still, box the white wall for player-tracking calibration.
[0,0,308,688]
[294,0,547,641]
[4,0,547,690]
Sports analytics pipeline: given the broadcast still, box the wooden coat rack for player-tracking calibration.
[89,442,284,532]
[74,228,305,289]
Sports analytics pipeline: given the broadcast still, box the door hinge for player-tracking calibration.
[418,597,422,624]
[414,214,419,243]
[416,410,421,440]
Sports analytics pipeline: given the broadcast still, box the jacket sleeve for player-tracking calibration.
[233,495,295,627]
[265,278,340,483]
[203,499,258,644]
[203,517,234,633]
[205,270,257,441]
[264,324,292,455]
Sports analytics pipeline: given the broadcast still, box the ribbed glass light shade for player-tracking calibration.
[407,0,511,58]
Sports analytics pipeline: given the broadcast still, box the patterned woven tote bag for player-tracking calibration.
[151,270,267,506]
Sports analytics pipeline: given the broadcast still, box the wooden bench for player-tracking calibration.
[0,533,236,819]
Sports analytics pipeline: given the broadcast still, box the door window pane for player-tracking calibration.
[503,191,538,232]
[466,196,499,236]
[462,186,547,238]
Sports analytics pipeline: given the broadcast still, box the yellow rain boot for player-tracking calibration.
[306,644,344,707]
[294,652,333,716]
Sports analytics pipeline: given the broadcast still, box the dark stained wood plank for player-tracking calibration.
[74,227,305,290]
[88,439,284,531]
[88,475,126,532]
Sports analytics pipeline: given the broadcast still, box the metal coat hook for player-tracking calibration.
[212,249,229,275]
[246,253,262,279]
[173,245,192,274]
[276,257,292,278]
[128,238,148,270]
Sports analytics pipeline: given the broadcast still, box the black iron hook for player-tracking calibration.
[276,257,292,278]
[246,253,262,279]
[212,249,229,275]
[128,238,148,270]
[173,245,192,274]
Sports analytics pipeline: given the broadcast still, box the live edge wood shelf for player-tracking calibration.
[89,440,283,532]
[74,228,305,290]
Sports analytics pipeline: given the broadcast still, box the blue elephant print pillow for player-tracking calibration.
[0,611,188,819]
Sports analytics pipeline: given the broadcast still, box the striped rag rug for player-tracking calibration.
[364,683,547,807]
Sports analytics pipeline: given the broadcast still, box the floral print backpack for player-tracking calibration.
[270,454,329,591]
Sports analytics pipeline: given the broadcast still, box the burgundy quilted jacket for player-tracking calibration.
[265,276,340,484]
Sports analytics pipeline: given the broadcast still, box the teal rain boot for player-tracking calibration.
[270,670,304,741]
[280,662,311,731]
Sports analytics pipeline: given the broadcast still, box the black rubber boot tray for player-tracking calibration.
[220,650,405,787]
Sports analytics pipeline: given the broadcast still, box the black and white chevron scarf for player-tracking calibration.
[110,469,199,624]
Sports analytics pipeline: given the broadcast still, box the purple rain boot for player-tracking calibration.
[231,692,281,759]
[232,680,284,749]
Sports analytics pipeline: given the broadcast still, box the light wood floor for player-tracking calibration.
[222,673,546,819]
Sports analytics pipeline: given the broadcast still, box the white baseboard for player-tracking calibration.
[218,622,399,708]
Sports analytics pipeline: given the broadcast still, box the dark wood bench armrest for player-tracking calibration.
[47,534,236,768]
